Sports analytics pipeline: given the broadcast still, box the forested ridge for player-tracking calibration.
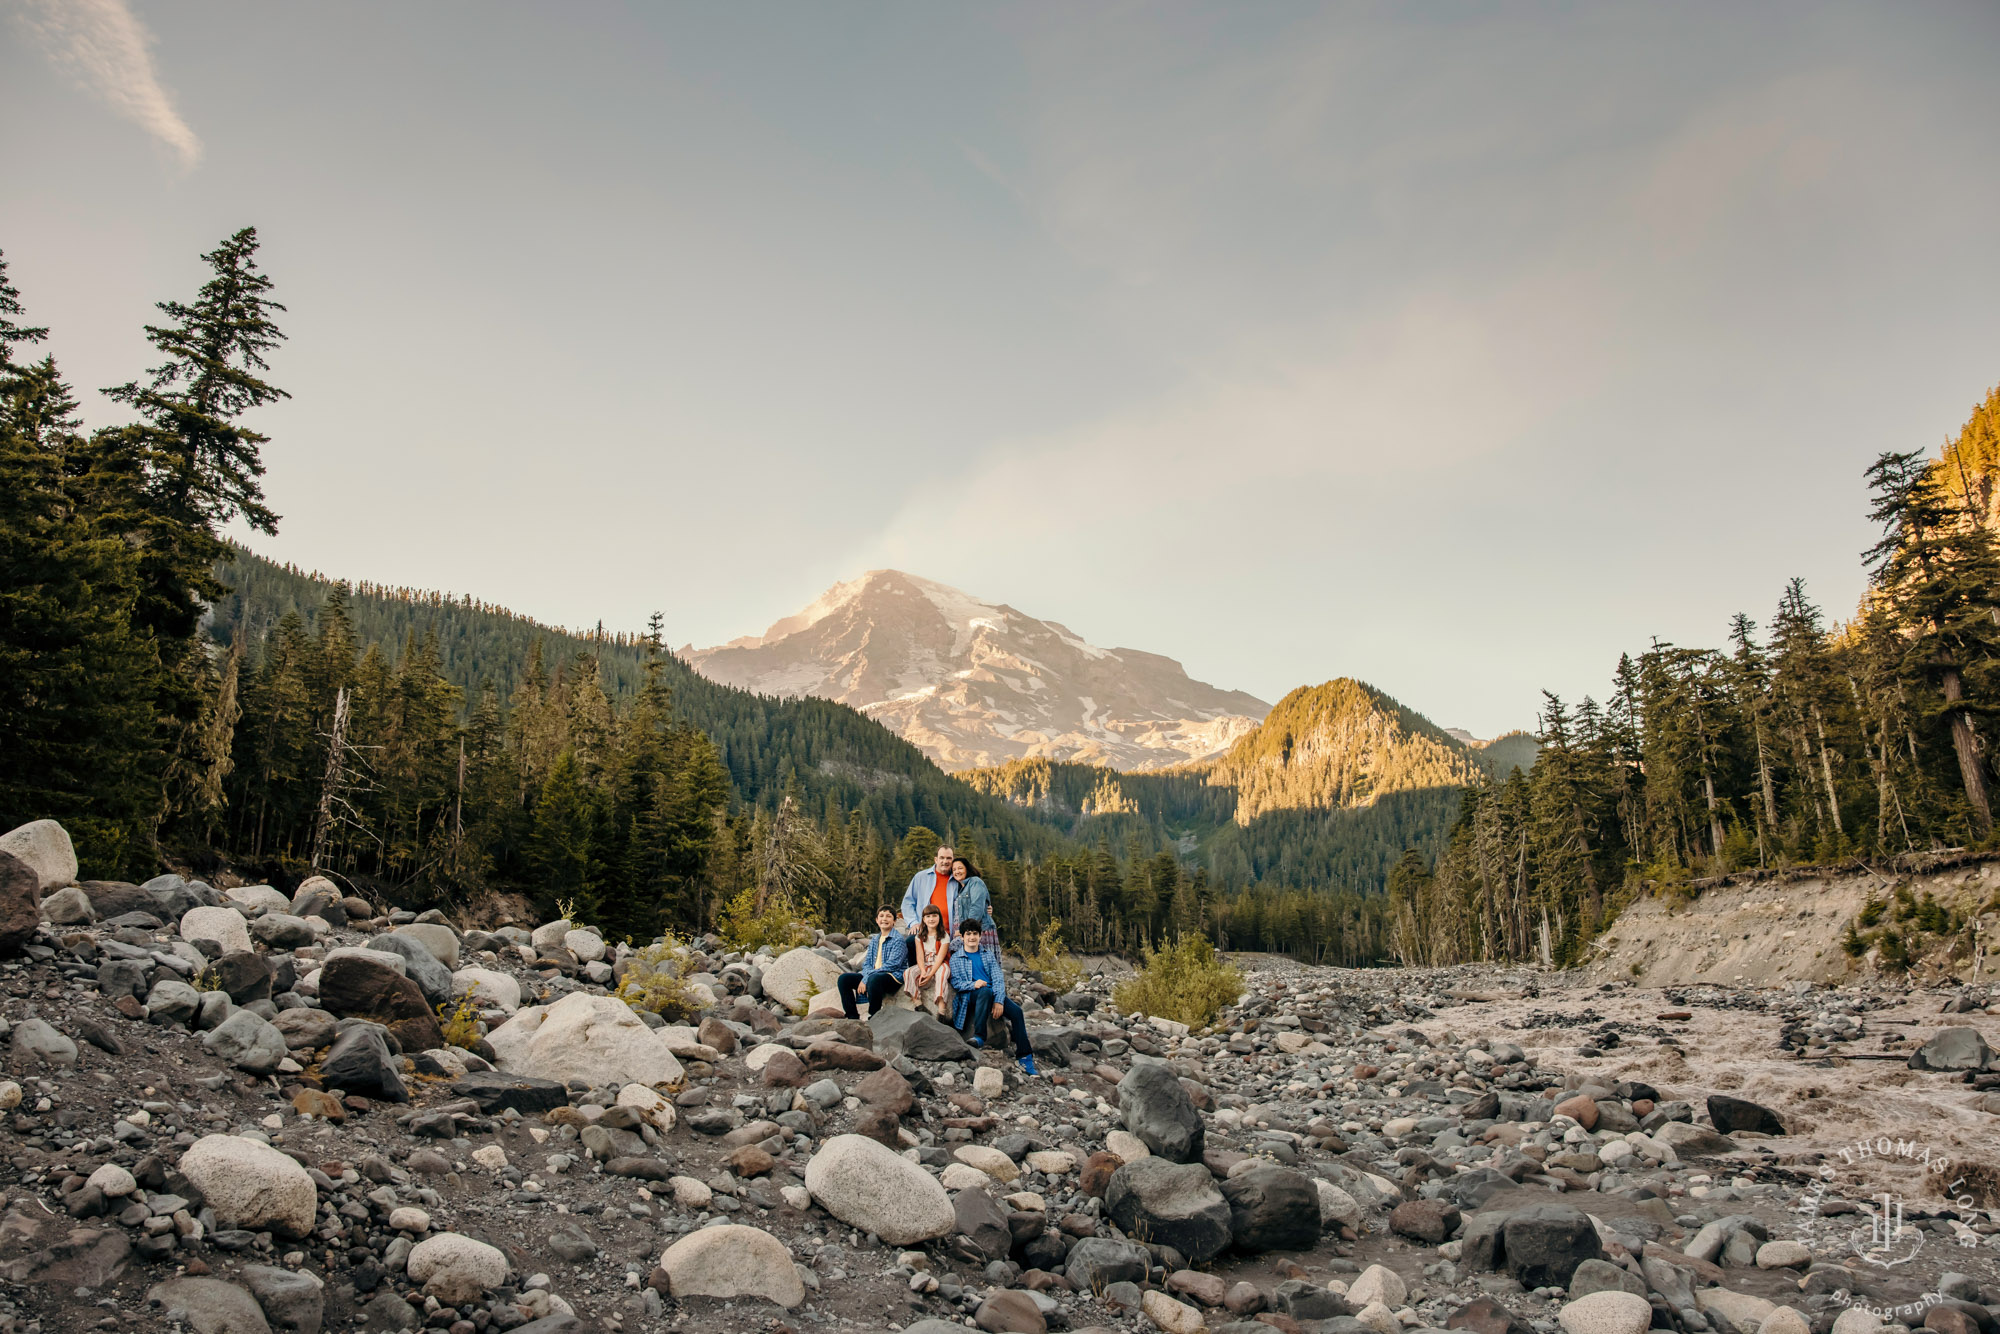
[1390,383,2000,971]
[0,230,1433,962]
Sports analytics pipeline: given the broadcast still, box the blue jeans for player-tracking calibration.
[956,992,1034,1057]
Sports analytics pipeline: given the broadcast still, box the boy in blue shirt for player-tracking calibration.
[948,919,1038,1075]
[838,906,912,1019]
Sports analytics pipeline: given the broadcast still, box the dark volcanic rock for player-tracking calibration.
[1219,1163,1321,1254]
[1104,1158,1233,1264]
[1705,1094,1786,1135]
[0,851,37,956]
[319,1026,408,1102]
[870,1006,973,1062]
[1391,1198,1463,1244]
[316,954,444,1053]
[205,950,274,1004]
[1502,1204,1603,1287]
[1117,1062,1205,1163]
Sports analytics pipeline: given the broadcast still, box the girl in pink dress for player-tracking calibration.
[907,903,954,1016]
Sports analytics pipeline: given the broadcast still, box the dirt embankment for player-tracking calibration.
[1577,855,2000,988]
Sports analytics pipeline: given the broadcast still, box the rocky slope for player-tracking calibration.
[3,816,2000,1334]
[686,570,1269,772]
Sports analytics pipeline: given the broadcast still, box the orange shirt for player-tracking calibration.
[929,870,951,928]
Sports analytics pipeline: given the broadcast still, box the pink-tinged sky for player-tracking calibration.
[5,2,1999,737]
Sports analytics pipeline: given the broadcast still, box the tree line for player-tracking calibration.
[1388,389,2000,968]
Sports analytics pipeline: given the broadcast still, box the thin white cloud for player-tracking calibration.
[12,0,201,166]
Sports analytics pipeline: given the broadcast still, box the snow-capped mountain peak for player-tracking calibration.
[686,570,1267,771]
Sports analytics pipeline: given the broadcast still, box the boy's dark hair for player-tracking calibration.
[959,919,983,934]
[875,905,896,917]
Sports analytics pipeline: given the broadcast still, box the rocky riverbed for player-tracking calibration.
[2,817,2000,1334]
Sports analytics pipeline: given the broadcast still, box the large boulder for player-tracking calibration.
[804,1134,955,1245]
[1910,1027,1996,1073]
[200,1010,288,1074]
[0,851,39,955]
[1220,1163,1323,1253]
[1559,1291,1654,1334]
[1104,1158,1233,1263]
[79,880,154,919]
[145,1277,273,1334]
[760,948,845,1011]
[0,820,76,893]
[315,955,444,1054]
[870,1006,972,1062]
[249,914,317,950]
[180,906,252,956]
[1503,1205,1603,1288]
[178,1135,317,1239]
[485,992,683,1088]
[1655,1121,1739,1156]
[1065,1236,1151,1290]
[406,1233,507,1305]
[952,1189,1014,1262]
[1118,1062,1205,1163]
[319,1026,408,1102]
[365,934,454,1007]
[204,952,274,1004]
[658,1224,803,1308]
[455,1070,569,1115]
[224,885,291,915]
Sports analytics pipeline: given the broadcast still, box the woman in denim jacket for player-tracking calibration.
[951,856,997,954]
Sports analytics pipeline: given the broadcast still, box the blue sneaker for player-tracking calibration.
[1020,1055,1039,1076]
[971,1037,984,1048]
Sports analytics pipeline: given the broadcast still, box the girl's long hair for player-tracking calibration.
[918,903,947,947]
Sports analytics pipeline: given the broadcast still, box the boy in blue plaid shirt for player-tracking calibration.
[948,920,1038,1075]
[838,907,912,1019]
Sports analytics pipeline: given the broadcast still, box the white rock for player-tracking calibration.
[86,1164,137,1197]
[1830,1310,1884,1334]
[1755,1240,1811,1269]
[940,1163,991,1191]
[0,820,76,892]
[654,1026,723,1062]
[1760,1309,1813,1334]
[1358,1301,1401,1334]
[669,1177,712,1209]
[659,1224,804,1308]
[178,906,251,956]
[616,1083,677,1131]
[744,1042,790,1071]
[178,1134,317,1238]
[408,1232,508,1303]
[760,948,845,1010]
[529,919,572,951]
[805,1133,955,1245]
[451,967,520,1013]
[1316,1180,1362,1227]
[389,1207,431,1232]
[781,1184,811,1211]
[1349,1264,1407,1309]
[563,929,606,963]
[1141,1289,1204,1334]
[973,1067,1005,1098]
[1003,1191,1046,1212]
[1105,1129,1152,1162]
[395,923,461,968]
[484,992,685,1088]
[953,1144,1019,1183]
[0,1082,19,1111]
[224,884,291,915]
[1382,1116,1419,1137]
[1026,1150,1077,1175]
[471,1145,507,1171]
[1698,1289,1778,1333]
[1560,1291,1654,1334]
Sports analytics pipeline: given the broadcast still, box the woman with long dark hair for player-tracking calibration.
[951,855,997,955]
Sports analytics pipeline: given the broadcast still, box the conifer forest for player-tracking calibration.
[6,232,2000,968]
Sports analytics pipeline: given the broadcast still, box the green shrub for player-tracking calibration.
[1112,935,1244,1030]
[716,887,816,954]
[616,939,702,1023]
[1022,920,1086,997]
[1841,923,1869,958]
[1857,895,1886,928]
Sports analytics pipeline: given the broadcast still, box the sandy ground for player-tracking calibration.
[1407,974,2000,1209]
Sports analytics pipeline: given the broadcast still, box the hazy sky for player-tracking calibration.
[6,3,1999,737]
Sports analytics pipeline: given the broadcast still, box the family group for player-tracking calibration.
[832,844,1040,1075]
